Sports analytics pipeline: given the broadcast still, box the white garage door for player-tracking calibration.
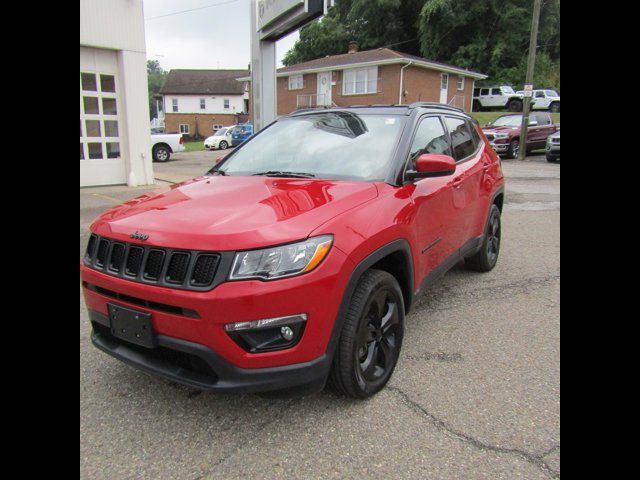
[80,47,126,186]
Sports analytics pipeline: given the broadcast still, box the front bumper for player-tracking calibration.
[546,144,560,154]
[81,245,353,389]
[489,142,509,153]
[90,310,330,393]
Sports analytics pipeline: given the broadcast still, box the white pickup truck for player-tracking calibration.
[150,132,185,162]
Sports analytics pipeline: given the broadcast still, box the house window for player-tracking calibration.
[213,124,223,131]
[179,124,189,134]
[224,99,230,109]
[343,67,378,95]
[200,98,206,109]
[288,74,304,90]
[80,71,120,161]
[457,76,465,91]
[172,99,178,112]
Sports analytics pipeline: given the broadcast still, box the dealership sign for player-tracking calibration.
[257,0,324,40]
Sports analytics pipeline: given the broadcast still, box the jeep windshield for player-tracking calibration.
[488,115,521,127]
[213,112,406,181]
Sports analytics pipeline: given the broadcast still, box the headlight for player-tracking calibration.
[229,235,333,280]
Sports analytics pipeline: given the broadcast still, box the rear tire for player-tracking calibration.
[465,204,501,272]
[328,269,405,399]
[507,99,523,112]
[153,145,170,162]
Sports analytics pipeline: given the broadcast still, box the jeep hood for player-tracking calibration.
[91,176,378,251]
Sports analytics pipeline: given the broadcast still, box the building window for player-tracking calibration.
[213,124,223,131]
[80,71,120,161]
[179,124,189,134]
[172,98,178,112]
[342,67,378,95]
[457,76,465,91]
[224,99,230,109]
[200,98,206,110]
[288,74,304,90]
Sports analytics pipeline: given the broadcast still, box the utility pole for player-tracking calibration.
[518,0,542,160]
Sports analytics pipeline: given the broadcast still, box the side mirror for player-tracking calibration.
[406,154,456,181]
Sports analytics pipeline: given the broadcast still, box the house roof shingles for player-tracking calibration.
[275,48,486,79]
[160,69,249,95]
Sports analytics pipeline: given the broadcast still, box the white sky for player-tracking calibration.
[143,0,301,70]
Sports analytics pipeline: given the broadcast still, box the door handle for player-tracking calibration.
[453,177,464,188]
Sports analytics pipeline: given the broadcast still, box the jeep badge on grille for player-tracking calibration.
[130,231,149,241]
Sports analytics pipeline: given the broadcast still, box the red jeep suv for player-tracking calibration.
[81,104,505,399]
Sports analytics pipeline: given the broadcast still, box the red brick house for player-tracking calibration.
[242,43,487,116]
[160,69,250,138]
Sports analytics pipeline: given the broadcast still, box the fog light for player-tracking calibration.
[224,314,307,332]
[224,314,307,353]
[280,326,294,341]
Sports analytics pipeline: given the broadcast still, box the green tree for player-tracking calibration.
[147,60,167,120]
[283,0,560,90]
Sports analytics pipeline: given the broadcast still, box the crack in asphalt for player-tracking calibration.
[387,386,560,479]
[192,396,302,480]
[413,272,560,313]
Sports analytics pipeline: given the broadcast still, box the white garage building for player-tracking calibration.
[80,0,154,187]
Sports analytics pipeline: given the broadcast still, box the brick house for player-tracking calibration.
[160,69,250,138]
[245,43,487,116]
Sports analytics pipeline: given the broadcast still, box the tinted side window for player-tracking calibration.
[445,117,476,160]
[407,117,451,170]
[474,88,480,96]
[469,120,482,147]
[480,88,489,96]
[535,114,551,125]
[491,88,501,95]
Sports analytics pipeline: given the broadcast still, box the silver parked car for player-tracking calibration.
[546,130,560,162]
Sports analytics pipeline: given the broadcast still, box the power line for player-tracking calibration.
[145,0,241,21]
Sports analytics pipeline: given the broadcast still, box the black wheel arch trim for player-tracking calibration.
[326,239,414,362]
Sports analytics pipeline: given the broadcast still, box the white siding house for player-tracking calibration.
[80,0,153,187]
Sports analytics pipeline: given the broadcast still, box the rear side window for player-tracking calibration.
[535,114,551,125]
[469,121,482,146]
[407,117,451,170]
[480,88,489,96]
[474,88,480,96]
[444,117,477,160]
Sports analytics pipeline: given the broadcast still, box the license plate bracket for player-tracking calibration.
[108,303,156,348]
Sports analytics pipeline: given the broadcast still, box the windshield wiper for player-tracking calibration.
[252,171,316,178]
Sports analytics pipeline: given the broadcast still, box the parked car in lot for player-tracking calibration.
[546,130,560,162]
[81,103,504,399]
[473,86,524,112]
[230,123,253,146]
[204,126,233,151]
[151,132,185,162]
[516,89,560,112]
[482,112,558,159]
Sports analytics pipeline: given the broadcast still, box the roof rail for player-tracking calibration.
[407,102,464,112]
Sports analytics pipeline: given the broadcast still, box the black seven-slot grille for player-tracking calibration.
[84,234,221,291]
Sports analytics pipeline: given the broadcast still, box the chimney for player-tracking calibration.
[348,41,359,54]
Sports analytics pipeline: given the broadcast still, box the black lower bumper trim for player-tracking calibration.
[89,310,331,393]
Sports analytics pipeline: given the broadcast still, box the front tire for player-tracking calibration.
[549,102,560,113]
[219,140,228,150]
[153,145,170,162]
[328,269,405,399]
[465,204,501,272]
[508,99,523,112]
[507,139,520,159]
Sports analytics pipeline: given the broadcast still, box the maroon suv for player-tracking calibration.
[482,112,558,159]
